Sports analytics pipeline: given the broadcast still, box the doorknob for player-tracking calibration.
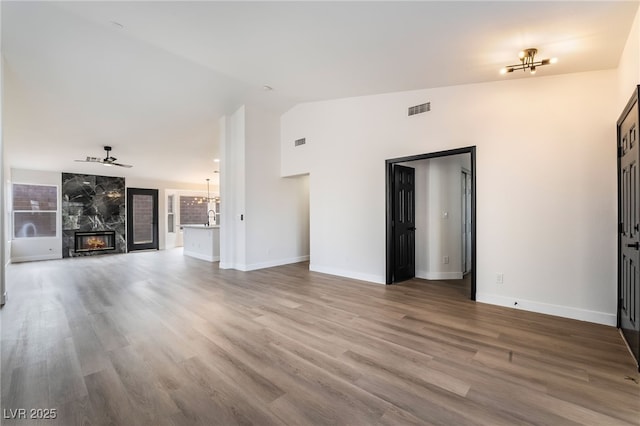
[627,242,640,249]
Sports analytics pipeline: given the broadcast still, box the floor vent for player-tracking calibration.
[408,102,431,116]
[295,138,306,147]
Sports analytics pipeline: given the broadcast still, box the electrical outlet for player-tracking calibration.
[443,256,449,264]
[496,273,504,284]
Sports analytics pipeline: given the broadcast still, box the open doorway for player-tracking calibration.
[385,147,476,300]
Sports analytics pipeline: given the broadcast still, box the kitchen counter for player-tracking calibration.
[182,224,220,262]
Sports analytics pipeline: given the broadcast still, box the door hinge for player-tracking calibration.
[618,146,624,158]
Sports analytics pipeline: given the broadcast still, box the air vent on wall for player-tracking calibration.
[295,138,306,147]
[408,102,431,116]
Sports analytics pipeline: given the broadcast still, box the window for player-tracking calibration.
[13,184,57,238]
[167,195,175,233]
[179,195,208,225]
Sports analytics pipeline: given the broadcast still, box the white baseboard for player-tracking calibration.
[309,264,385,285]
[243,255,310,271]
[416,270,463,280]
[183,250,220,262]
[219,262,235,270]
[476,293,616,326]
[220,255,309,272]
[11,253,62,263]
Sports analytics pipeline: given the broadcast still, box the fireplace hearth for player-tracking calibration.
[75,231,116,253]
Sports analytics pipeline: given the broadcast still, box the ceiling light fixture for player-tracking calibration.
[500,48,557,75]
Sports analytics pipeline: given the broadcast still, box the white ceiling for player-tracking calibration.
[2,1,638,184]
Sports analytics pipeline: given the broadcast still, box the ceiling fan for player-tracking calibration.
[75,146,132,168]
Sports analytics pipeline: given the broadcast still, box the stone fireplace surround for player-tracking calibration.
[62,173,126,258]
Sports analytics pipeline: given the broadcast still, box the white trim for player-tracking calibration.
[183,250,219,262]
[309,264,385,284]
[219,262,235,270]
[416,271,463,280]
[221,255,310,272]
[476,293,616,326]
[11,253,61,263]
[243,255,310,271]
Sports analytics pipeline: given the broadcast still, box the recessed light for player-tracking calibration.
[263,85,274,91]
[213,158,220,163]
[110,21,124,29]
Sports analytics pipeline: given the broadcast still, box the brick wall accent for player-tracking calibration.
[180,196,208,225]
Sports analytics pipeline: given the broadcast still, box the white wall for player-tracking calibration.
[281,69,619,325]
[220,105,310,271]
[1,2,6,304]
[219,106,247,269]
[617,6,640,110]
[245,105,310,269]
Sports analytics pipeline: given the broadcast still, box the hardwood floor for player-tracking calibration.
[1,249,639,425]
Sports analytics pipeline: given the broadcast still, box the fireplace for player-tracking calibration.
[74,231,116,253]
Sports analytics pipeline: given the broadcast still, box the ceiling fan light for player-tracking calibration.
[541,58,551,66]
[530,66,537,75]
[550,57,558,64]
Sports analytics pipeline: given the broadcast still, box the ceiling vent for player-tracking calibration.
[408,102,431,116]
[295,138,306,147]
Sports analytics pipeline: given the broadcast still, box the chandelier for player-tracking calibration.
[190,177,220,205]
[500,48,557,75]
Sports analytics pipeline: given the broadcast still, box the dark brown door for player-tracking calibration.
[618,87,640,370]
[393,165,416,282]
[127,188,159,252]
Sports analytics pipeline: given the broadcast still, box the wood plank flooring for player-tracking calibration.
[1,249,639,425]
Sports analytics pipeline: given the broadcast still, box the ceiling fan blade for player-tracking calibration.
[75,149,132,168]
[75,157,104,163]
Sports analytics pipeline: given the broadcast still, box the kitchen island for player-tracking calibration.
[182,224,220,262]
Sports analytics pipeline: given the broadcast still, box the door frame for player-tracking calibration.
[385,146,477,300]
[462,169,472,275]
[127,187,159,252]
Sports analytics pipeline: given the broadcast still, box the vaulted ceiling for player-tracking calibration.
[2,1,638,184]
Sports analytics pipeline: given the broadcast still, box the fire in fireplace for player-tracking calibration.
[75,231,116,253]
